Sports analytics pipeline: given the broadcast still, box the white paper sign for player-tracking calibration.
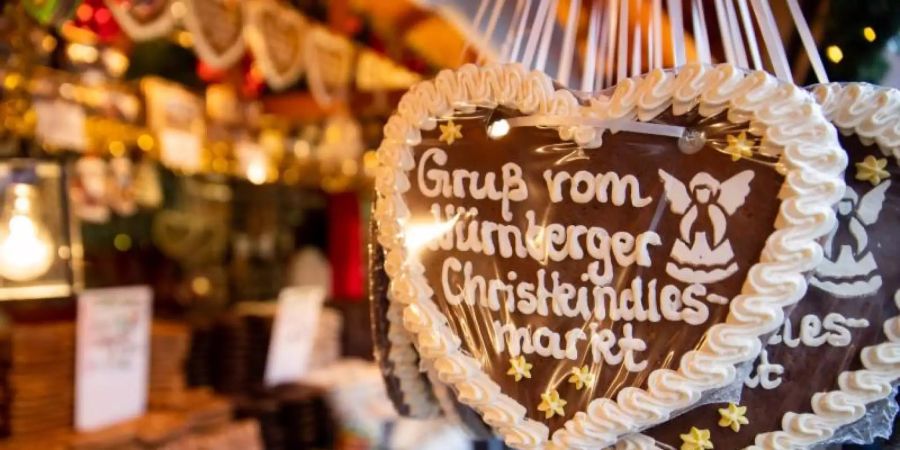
[265,286,326,386]
[34,100,86,151]
[76,286,152,431]
[159,128,202,173]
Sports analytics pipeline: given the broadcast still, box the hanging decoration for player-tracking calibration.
[372,63,844,448]
[242,0,308,91]
[181,0,245,70]
[102,0,174,41]
[304,26,355,106]
[69,155,110,224]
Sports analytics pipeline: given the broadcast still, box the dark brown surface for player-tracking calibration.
[400,106,785,432]
[645,135,900,448]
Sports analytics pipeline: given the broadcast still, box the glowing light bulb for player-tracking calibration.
[247,160,268,185]
[0,184,55,281]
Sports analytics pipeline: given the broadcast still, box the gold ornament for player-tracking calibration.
[537,389,567,419]
[717,402,749,432]
[680,427,713,450]
[438,119,463,145]
[506,355,533,382]
[567,365,595,390]
[855,155,890,185]
[724,131,754,161]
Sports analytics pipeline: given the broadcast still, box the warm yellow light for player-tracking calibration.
[102,48,130,77]
[108,140,126,157]
[293,140,311,159]
[863,27,877,42]
[66,43,99,63]
[826,45,843,63]
[137,134,155,151]
[405,219,458,256]
[169,1,186,18]
[247,160,268,185]
[176,31,193,48]
[191,276,211,296]
[3,73,22,90]
[41,35,57,53]
[0,184,55,281]
[113,233,132,251]
[341,159,358,176]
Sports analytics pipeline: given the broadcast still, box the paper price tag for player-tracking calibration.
[264,286,326,386]
[75,286,152,431]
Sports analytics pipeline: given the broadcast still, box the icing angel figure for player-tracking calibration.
[659,169,755,284]
[70,156,110,223]
[811,181,890,297]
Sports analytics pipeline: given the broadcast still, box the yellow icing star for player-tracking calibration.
[724,131,755,161]
[680,427,713,450]
[567,365,596,390]
[537,389,567,419]
[439,119,463,145]
[855,155,890,185]
[506,355,533,382]
[718,402,749,432]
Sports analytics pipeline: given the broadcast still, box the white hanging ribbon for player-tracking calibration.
[616,0,629,83]
[736,0,762,69]
[506,115,686,138]
[598,0,618,90]
[786,0,829,83]
[522,0,552,68]
[632,0,643,77]
[478,0,508,64]
[750,0,792,81]
[558,0,582,85]
[667,0,686,67]
[582,0,602,92]
[503,0,530,62]
[691,0,711,64]
[652,0,663,69]
[724,0,749,68]
[714,0,736,65]
[535,0,560,72]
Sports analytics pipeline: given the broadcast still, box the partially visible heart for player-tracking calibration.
[182,0,245,69]
[375,63,845,448]
[242,0,308,90]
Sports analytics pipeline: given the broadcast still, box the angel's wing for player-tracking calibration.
[717,170,755,215]
[857,180,890,225]
[658,169,691,214]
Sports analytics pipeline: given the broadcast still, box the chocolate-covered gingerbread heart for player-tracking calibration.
[626,82,900,450]
[374,63,845,448]
[182,0,245,70]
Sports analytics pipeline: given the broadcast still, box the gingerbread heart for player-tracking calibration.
[374,63,845,448]
[242,0,308,91]
[181,0,245,70]
[626,82,900,450]
[104,0,175,40]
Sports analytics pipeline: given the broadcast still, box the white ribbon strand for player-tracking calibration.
[750,0,792,81]
[558,0,582,86]
[786,0,829,84]
[506,115,686,138]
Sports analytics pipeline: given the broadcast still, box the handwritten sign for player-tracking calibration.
[75,286,152,431]
[264,286,326,386]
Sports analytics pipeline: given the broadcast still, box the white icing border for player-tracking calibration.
[104,0,176,41]
[242,1,308,91]
[745,83,900,449]
[374,63,845,449]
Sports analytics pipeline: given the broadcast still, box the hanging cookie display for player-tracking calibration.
[373,63,845,448]
[69,156,110,224]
